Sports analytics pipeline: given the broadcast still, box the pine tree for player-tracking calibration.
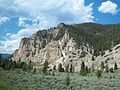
[22,63,27,72]
[91,64,95,72]
[80,62,87,76]
[58,63,62,72]
[65,73,70,86]
[100,62,104,72]
[12,61,17,69]
[88,68,91,73]
[65,64,69,73]
[53,65,56,71]
[70,64,73,73]
[114,62,118,70]
[105,64,109,73]
[58,63,64,72]
[85,66,89,73]
[28,60,33,72]
[33,68,36,74]
[52,71,55,76]
[110,68,114,73]
[0,54,2,67]
[96,70,102,78]
[42,60,48,74]
[92,56,95,61]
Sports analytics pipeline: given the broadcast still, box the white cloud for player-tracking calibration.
[98,1,118,15]
[6,33,12,36]
[18,17,27,27]
[0,0,94,23]
[0,16,10,25]
[0,0,94,53]
[0,40,19,54]
[0,28,38,54]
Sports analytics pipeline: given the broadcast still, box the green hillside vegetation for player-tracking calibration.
[67,23,120,56]
[0,80,18,90]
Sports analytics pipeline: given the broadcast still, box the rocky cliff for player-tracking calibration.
[12,23,120,72]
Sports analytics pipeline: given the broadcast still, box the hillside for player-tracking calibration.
[12,23,120,71]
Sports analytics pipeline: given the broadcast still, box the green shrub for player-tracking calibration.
[96,70,102,78]
[65,74,70,86]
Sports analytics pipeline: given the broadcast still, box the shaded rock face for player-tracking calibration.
[12,23,120,72]
[13,38,30,61]
[12,25,67,64]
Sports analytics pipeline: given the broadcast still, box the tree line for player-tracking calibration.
[0,54,33,72]
[67,23,120,56]
[0,53,118,78]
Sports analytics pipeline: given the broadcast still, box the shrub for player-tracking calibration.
[114,62,118,70]
[96,70,102,78]
[80,62,87,76]
[65,74,70,86]
[42,60,48,74]
[58,63,64,72]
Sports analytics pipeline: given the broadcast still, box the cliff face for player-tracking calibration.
[12,23,120,72]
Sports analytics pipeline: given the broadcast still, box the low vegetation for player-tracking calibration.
[0,54,120,90]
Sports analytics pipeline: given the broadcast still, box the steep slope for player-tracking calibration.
[12,23,120,71]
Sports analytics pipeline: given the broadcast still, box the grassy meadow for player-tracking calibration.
[0,67,120,90]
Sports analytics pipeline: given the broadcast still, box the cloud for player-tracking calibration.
[6,33,12,36]
[18,17,27,27]
[98,1,118,15]
[0,39,19,54]
[0,27,38,54]
[0,16,10,25]
[0,0,94,53]
[0,0,94,23]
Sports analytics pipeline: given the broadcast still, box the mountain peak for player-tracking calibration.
[12,23,120,72]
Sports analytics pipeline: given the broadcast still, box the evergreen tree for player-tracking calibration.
[53,65,56,71]
[22,63,27,71]
[80,62,87,76]
[28,60,33,72]
[2,60,9,70]
[70,64,73,73]
[85,66,89,73]
[114,62,118,70]
[58,63,64,72]
[7,60,13,70]
[92,56,95,61]
[52,71,55,76]
[96,70,102,78]
[110,68,114,73]
[33,68,36,74]
[12,61,17,69]
[42,60,48,73]
[105,64,109,73]
[91,64,95,72]
[88,68,91,73]
[100,62,104,72]
[65,64,69,73]
[0,54,2,67]
[42,39,46,48]
[65,73,70,86]
[101,50,105,56]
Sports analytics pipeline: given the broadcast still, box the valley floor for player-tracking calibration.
[0,68,120,90]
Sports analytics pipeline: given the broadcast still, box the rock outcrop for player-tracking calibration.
[12,23,120,72]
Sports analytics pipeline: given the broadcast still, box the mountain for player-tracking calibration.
[0,53,11,59]
[12,23,120,72]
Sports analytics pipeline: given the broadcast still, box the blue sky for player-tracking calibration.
[0,0,120,54]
